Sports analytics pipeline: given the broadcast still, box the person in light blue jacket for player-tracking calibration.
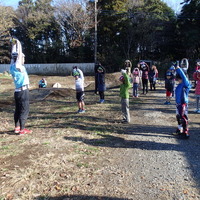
[10,52,32,135]
[174,66,191,138]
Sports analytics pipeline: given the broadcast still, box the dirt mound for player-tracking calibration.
[29,73,121,101]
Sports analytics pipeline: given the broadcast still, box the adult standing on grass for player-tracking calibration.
[72,66,86,113]
[119,69,132,123]
[10,38,32,135]
[173,65,191,138]
[96,65,106,103]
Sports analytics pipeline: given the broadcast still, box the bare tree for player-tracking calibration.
[54,0,94,48]
[0,5,16,63]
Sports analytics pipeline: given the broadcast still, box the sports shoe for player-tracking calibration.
[77,108,82,113]
[184,131,190,139]
[194,109,199,113]
[172,128,182,135]
[99,99,104,103]
[173,128,182,136]
[197,110,200,114]
[19,129,32,135]
[79,109,86,113]
[164,101,169,105]
[14,126,20,134]
[121,119,129,123]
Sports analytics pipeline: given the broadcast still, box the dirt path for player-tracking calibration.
[66,88,200,200]
[90,89,200,200]
[0,75,200,200]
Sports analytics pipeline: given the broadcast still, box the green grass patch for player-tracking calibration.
[1,145,10,150]
[77,162,89,168]
[42,142,50,145]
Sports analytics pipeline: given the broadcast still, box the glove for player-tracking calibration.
[121,69,126,74]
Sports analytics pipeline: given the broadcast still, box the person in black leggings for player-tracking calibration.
[140,62,149,95]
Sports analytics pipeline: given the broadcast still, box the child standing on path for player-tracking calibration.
[174,66,191,138]
[149,65,158,91]
[140,62,149,95]
[119,70,132,123]
[164,71,175,105]
[96,65,106,103]
[72,66,85,113]
[193,69,200,113]
[131,67,141,98]
[168,65,176,97]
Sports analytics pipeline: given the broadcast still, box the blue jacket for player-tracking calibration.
[10,63,29,89]
[175,68,191,104]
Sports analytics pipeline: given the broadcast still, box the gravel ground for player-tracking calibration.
[84,88,200,200]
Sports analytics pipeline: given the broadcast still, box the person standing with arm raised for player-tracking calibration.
[173,64,191,138]
[10,45,32,135]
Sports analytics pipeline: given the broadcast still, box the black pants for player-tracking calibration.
[95,74,98,93]
[14,89,30,130]
[99,91,104,100]
[150,81,156,90]
[142,79,148,94]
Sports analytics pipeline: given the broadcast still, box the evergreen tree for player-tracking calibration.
[177,0,200,59]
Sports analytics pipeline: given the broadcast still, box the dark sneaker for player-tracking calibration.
[121,119,129,124]
[184,131,190,139]
[77,109,81,113]
[99,99,104,103]
[79,109,86,113]
[173,129,182,136]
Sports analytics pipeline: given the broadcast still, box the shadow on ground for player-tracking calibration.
[34,195,130,200]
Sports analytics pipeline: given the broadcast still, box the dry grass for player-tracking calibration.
[0,73,125,200]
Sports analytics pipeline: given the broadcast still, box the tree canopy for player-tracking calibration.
[0,0,199,71]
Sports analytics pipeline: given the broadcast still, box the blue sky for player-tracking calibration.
[1,0,183,12]
[1,0,19,8]
[162,0,183,13]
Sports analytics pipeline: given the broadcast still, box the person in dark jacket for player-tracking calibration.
[96,65,106,103]
[140,62,149,94]
[164,71,175,105]
[173,66,191,138]
[94,62,103,94]
[149,68,156,91]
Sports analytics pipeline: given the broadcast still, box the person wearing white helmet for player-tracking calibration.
[72,66,85,113]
